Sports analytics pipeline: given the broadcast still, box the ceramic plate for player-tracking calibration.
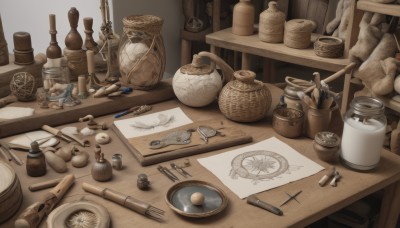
[165,180,228,218]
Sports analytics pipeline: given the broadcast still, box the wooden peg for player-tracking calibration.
[65,7,83,50]
[83,17,98,52]
[46,14,62,59]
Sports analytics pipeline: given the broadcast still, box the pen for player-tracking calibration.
[247,194,283,216]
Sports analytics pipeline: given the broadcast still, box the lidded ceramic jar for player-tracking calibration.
[91,152,112,181]
[341,96,386,171]
[118,15,165,90]
[232,0,255,36]
[218,70,271,122]
[259,1,286,43]
[172,51,234,107]
[26,141,47,177]
[313,131,340,162]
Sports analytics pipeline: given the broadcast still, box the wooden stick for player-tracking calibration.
[14,174,75,228]
[28,178,63,192]
[304,62,356,93]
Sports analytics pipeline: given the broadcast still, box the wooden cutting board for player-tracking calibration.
[112,119,252,166]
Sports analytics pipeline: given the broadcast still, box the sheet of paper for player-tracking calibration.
[0,107,34,120]
[113,107,193,139]
[198,137,324,199]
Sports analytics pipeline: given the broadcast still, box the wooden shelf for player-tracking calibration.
[0,79,174,138]
[206,28,350,72]
[357,1,400,17]
[350,78,400,113]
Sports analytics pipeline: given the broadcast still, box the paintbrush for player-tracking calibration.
[297,91,317,109]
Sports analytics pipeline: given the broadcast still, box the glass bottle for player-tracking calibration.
[341,96,387,171]
[232,0,255,36]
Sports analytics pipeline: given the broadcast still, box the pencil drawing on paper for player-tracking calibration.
[229,150,302,184]
[130,113,175,131]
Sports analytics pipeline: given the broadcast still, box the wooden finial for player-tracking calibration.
[83,17,98,52]
[65,7,83,50]
[46,14,62,59]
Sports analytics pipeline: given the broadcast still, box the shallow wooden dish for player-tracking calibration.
[165,180,228,218]
[47,200,110,228]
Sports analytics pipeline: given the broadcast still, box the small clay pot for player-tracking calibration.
[313,131,340,162]
[272,107,304,138]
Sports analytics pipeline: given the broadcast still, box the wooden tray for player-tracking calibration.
[0,79,174,138]
[112,119,253,166]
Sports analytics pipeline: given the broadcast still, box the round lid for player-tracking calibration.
[314,131,340,148]
[229,70,264,92]
[180,54,214,75]
[165,180,228,218]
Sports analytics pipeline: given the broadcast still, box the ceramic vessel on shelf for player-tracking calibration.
[259,1,286,43]
[219,70,271,122]
[232,0,255,36]
[119,15,165,90]
[172,51,234,107]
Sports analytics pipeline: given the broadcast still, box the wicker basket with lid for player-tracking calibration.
[218,70,271,122]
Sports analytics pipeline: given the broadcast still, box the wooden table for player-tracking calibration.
[2,84,400,228]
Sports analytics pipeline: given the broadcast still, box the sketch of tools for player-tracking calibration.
[197,125,225,143]
[149,130,192,149]
[0,142,24,165]
[280,190,302,207]
[41,125,90,147]
[170,163,191,178]
[157,165,179,182]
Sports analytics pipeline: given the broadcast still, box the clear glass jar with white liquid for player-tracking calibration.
[340,96,386,171]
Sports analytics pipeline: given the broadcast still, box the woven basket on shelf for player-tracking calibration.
[314,36,344,58]
[284,19,315,49]
[218,70,271,122]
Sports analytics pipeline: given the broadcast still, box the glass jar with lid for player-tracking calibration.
[340,96,387,171]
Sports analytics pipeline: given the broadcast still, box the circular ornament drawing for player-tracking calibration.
[230,150,289,182]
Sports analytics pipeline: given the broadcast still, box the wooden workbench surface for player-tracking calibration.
[1,84,400,228]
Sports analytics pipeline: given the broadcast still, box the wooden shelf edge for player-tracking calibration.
[357,1,400,17]
[0,79,175,138]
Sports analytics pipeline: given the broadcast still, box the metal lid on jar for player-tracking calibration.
[314,131,340,148]
[350,96,385,117]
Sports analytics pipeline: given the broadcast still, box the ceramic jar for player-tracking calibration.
[26,141,46,177]
[259,1,286,43]
[172,52,234,107]
[341,96,386,171]
[313,131,340,162]
[119,15,165,90]
[232,0,255,36]
[219,70,271,122]
[91,152,112,181]
[272,107,304,138]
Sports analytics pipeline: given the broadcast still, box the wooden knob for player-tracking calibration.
[83,17,93,30]
[68,7,79,29]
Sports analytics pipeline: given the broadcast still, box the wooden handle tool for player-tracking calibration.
[29,178,63,192]
[41,125,72,143]
[15,174,75,228]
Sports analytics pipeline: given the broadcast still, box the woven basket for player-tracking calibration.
[314,36,344,58]
[259,1,286,43]
[218,70,271,122]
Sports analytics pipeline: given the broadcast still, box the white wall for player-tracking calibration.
[0,0,183,77]
[0,0,108,54]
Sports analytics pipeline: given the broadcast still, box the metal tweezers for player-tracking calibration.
[170,163,191,178]
[157,165,179,182]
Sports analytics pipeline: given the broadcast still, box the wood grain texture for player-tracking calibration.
[1,84,400,228]
[0,79,174,138]
[357,1,400,17]
[206,28,350,72]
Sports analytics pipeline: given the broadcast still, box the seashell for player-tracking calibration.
[71,151,89,168]
[44,151,68,173]
[55,145,74,162]
[95,133,111,145]
[107,91,123,97]
[61,126,79,135]
[93,87,106,98]
[104,82,121,95]
[80,127,95,136]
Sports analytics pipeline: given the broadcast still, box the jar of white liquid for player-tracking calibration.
[341,96,386,171]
